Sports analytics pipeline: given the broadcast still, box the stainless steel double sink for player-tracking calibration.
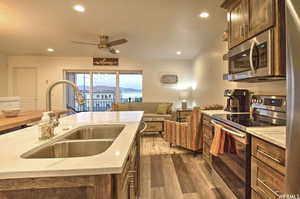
[22,124,125,159]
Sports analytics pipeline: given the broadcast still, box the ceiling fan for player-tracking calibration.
[71,34,128,54]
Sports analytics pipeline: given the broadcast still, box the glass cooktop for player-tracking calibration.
[213,114,286,128]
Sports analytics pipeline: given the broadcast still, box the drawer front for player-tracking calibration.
[251,157,285,199]
[144,122,163,132]
[252,137,285,174]
[203,123,214,143]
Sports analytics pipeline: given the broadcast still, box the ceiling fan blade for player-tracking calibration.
[71,41,98,46]
[109,48,118,54]
[107,39,128,47]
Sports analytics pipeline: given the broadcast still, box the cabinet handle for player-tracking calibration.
[257,178,280,198]
[249,39,258,73]
[257,149,281,164]
[244,24,248,36]
[240,25,244,37]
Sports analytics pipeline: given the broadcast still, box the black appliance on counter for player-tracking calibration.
[210,95,286,199]
[224,89,250,113]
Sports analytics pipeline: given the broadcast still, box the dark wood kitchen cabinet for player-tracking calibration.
[248,0,275,38]
[251,137,286,199]
[222,0,279,49]
[225,0,248,48]
[202,114,214,167]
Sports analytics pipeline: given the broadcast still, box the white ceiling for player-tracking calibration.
[0,0,226,60]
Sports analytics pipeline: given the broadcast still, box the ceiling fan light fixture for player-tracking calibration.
[115,49,120,54]
[73,4,85,13]
[199,12,209,18]
[47,48,55,52]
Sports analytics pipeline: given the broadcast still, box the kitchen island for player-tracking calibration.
[0,111,143,199]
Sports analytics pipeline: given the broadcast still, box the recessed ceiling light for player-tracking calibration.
[176,51,182,55]
[199,12,209,18]
[73,4,85,12]
[47,48,55,52]
[115,49,120,54]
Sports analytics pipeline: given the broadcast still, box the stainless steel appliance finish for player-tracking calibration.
[64,125,125,140]
[286,0,300,194]
[210,119,251,199]
[214,95,286,131]
[22,140,113,159]
[224,29,286,82]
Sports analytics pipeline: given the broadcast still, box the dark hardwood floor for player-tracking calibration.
[140,134,226,199]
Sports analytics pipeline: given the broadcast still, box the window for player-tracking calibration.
[66,71,143,112]
[119,73,143,103]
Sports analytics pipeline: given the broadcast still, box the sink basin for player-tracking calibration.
[64,124,125,140]
[22,140,113,159]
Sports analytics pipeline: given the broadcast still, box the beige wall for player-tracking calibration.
[192,43,234,106]
[0,53,8,96]
[192,39,287,107]
[7,56,193,110]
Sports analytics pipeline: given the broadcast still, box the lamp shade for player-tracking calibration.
[179,90,190,100]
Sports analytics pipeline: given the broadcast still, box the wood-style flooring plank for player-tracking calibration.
[140,135,230,199]
[151,187,165,199]
[183,193,201,199]
[160,155,184,199]
[171,154,197,194]
[150,155,165,188]
[140,155,151,199]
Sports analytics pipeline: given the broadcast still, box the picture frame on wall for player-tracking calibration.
[93,58,119,66]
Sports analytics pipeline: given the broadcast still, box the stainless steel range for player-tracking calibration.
[214,95,286,131]
[210,95,286,199]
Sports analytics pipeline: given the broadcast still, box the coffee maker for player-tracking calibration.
[224,89,250,112]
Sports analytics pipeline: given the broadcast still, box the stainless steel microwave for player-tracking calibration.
[224,29,286,82]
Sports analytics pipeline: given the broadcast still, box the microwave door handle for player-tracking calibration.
[249,40,257,74]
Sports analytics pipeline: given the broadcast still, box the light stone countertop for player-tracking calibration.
[200,110,233,116]
[246,126,286,149]
[0,111,143,180]
[201,110,286,149]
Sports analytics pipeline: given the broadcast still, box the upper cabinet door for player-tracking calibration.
[248,0,275,37]
[228,0,248,48]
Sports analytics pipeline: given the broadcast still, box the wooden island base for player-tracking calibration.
[0,134,140,199]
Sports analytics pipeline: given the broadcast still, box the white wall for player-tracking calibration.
[7,56,193,110]
[192,39,287,107]
[192,40,234,106]
[0,53,8,97]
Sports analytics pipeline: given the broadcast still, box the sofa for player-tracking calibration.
[112,102,173,134]
[112,102,173,120]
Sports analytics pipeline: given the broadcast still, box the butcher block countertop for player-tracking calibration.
[0,110,69,131]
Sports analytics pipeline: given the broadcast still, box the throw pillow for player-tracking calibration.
[156,104,170,114]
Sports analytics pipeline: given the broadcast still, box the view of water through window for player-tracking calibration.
[66,72,142,112]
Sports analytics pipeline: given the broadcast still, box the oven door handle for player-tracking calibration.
[249,39,258,74]
[211,120,246,138]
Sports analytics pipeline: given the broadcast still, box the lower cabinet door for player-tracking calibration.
[251,157,284,199]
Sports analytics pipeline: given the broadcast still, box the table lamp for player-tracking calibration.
[179,90,190,109]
